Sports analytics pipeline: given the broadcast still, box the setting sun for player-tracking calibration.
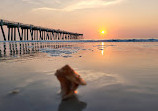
[101,30,107,35]
[101,30,105,34]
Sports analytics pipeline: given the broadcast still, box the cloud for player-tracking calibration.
[21,0,62,6]
[32,0,124,12]
[22,0,43,5]
[65,0,123,11]
[33,7,58,11]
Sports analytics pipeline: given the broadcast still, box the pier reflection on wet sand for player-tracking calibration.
[0,42,75,60]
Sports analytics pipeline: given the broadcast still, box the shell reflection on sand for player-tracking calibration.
[58,95,87,111]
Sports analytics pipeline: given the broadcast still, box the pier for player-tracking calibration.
[0,19,83,41]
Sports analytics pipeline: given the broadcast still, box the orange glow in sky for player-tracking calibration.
[0,0,158,40]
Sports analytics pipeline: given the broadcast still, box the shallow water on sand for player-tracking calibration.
[0,42,158,111]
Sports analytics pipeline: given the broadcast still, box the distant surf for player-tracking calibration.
[0,39,158,42]
[61,39,158,42]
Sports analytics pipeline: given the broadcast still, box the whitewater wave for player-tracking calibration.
[0,39,158,43]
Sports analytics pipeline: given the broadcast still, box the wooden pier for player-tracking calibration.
[0,19,83,41]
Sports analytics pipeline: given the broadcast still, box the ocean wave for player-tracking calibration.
[1,39,158,43]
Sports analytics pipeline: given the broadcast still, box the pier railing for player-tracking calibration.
[0,19,83,41]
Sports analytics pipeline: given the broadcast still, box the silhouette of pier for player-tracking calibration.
[0,19,83,41]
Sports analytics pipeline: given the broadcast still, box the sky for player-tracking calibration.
[0,0,158,40]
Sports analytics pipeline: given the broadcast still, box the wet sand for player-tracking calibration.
[0,42,158,111]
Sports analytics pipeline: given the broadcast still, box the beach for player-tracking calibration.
[0,42,158,111]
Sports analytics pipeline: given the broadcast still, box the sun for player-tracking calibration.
[101,30,107,35]
[101,30,105,34]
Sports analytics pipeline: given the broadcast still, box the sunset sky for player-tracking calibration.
[0,0,158,39]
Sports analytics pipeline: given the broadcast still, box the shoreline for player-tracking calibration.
[0,39,158,43]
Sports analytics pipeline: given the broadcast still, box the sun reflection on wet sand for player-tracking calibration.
[101,42,104,55]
